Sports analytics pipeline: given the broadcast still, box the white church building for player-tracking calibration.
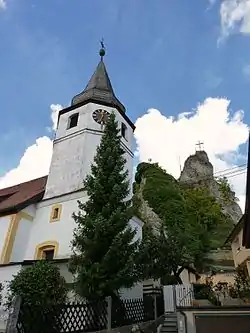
[0,48,144,304]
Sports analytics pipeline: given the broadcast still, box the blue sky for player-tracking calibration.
[1,0,250,208]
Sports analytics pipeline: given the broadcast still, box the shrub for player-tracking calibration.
[8,261,68,306]
[7,261,68,333]
[228,266,250,300]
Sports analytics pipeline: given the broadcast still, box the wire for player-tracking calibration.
[217,170,246,180]
[181,166,247,184]
[215,167,247,178]
[214,163,247,175]
[213,163,247,176]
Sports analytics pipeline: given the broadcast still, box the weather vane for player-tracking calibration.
[100,37,105,49]
[99,38,106,59]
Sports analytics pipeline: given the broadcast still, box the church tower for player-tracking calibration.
[44,46,135,199]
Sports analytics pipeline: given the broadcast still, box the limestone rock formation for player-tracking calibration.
[179,151,213,183]
[133,152,240,274]
[179,150,242,224]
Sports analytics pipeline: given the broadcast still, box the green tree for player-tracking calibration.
[7,261,67,306]
[69,113,139,301]
[167,187,228,276]
[217,176,235,202]
[182,187,231,269]
[136,224,172,282]
[229,266,250,300]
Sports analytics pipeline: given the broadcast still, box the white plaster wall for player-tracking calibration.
[22,204,36,217]
[119,282,143,300]
[57,262,143,300]
[11,217,32,262]
[45,133,88,197]
[24,193,142,262]
[0,216,11,261]
[45,102,134,199]
[57,262,73,284]
[24,194,86,260]
[0,264,21,296]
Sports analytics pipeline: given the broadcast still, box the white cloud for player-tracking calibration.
[0,0,6,10]
[0,104,63,189]
[50,104,63,131]
[134,97,249,212]
[0,137,53,189]
[220,0,250,39]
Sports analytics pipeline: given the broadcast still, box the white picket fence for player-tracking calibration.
[163,284,194,312]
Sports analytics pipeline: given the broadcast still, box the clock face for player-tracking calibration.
[92,109,110,125]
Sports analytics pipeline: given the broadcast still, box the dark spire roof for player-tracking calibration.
[71,49,125,113]
[242,130,250,248]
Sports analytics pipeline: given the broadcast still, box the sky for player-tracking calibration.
[0,0,250,211]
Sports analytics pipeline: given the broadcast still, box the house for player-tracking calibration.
[224,131,250,277]
[226,216,250,276]
[0,46,143,301]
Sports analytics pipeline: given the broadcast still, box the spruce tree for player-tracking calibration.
[69,113,139,301]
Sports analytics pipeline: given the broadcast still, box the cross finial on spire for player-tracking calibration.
[195,140,204,151]
[99,38,106,60]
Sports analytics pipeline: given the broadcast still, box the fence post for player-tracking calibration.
[153,294,157,320]
[173,285,177,312]
[106,296,112,331]
[5,296,21,333]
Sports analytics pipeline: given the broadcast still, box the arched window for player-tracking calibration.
[34,241,59,260]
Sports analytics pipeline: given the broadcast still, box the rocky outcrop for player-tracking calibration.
[179,150,242,224]
[133,153,239,274]
[180,151,214,183]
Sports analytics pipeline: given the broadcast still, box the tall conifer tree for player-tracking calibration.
[70,113,139,300]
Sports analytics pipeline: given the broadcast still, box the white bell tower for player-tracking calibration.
[44,46,135,199]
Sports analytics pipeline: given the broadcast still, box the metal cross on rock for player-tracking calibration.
[195,141,204,151]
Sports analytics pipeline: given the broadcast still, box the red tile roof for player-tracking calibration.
[0,176,47,215]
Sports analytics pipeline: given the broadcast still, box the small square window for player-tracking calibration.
[43,249,55,260]
[68,113,79,129]
[121,123,128,140]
